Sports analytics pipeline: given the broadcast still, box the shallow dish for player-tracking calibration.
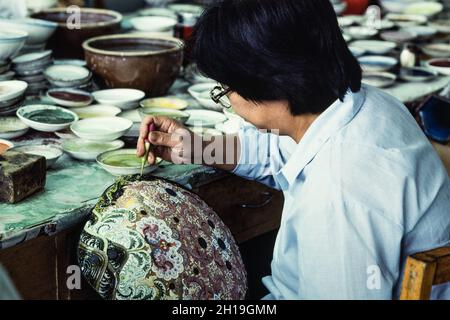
[12,50,52,67]
[12,145,62,168]
[185,110,227,128]
[130,16,176,33]
[17,104,78,132]
[215,119,242,135]
[140,97,188,110]
[92,88,145,110]
[139,107,190,123]
[70,116,133,141]
[385,13,427,27]
[350,40,396,55]
[0,138,14,154]
[345,26,378,40]
[71,104,121,119]
[138,7,177,19]
[404,2,443,17]
[16,73,46,83]
[167,3,204,15]
[425,58,450,76]
[0,117,29,139]
[0,80,28,101]
[429,20,450,34]
[54,59,87,67]
[190,127,223,138]
[188,82,226,111]
[46,88,93,108]
[62,138,124,161]
[349,46,366,57]
[422,43,450,58]
[97,148,161,176]
[119,109,141,137]
[358,55,398,72]
[44,64,91,87]
[362,72,397,88]
[0,30,28,61]
[399,67,438,82]
[0,18,57,45]
[380,30,417,43]
[0,71,14,81]
[401,26,436,39]
[0,98,25,116]
[363,19,395,30]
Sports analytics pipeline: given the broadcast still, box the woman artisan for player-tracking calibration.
[137,0,450,299]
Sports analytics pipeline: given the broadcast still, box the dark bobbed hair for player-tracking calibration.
[191,0,362,115]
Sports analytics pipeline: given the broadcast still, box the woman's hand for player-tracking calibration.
[136,116,199,165]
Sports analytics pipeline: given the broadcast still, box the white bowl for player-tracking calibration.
[402,26,437,39]
[71,104,122,119]
[26,0,58,11]
[12,145,62,168]
[188,82,225,111]
[70,116,133,141]
[358,56,398,72]
[0,18,57,45]
[385,13,427,27]
[404,2,443,17]
[185,110,227,128]
[0,80,28,101]
[349,46,366,57]
[429,20,450,34]
[422,43,450,58]
[345,26,378,40]
[0,117,29,139]
[12,50,52,66]
[362,72,397,88]
[97,148,161,176]
[0,71,15,81]
[140,97,188,110]
[0,30,28,61]
[425,59,450,76]
[351,40,397,55]
[16,104,78,132]
[380,0,418,13]
[92,89,146,110]
[399,67,438,82]
[44,64,91,88]
[62,138,124,161]
[130,16,177,33]
[190,127,223,138]
[215,119,242,135]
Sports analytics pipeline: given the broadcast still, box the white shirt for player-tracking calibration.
[233,85,450,299]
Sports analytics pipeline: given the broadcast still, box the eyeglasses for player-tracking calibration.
[210,84,232,109]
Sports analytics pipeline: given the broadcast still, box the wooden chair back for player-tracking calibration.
[400,246,450,300]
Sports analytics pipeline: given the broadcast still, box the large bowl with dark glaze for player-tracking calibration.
[31,8,122,59]
[83,34,184,97]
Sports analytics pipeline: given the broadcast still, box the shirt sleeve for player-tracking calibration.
[232,126,295,190]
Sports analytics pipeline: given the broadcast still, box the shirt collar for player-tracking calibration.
[275,87,367,189]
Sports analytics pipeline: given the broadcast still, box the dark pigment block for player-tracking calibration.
[0,151,46,203]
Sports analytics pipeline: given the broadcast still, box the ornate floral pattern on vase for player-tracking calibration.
[78,175,247,300]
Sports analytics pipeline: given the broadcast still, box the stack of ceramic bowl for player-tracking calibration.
[44,64,92,90]
[0,18,57,54]
[0,30,28,81]
[0,80,28,116]
[12,50,53,96]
